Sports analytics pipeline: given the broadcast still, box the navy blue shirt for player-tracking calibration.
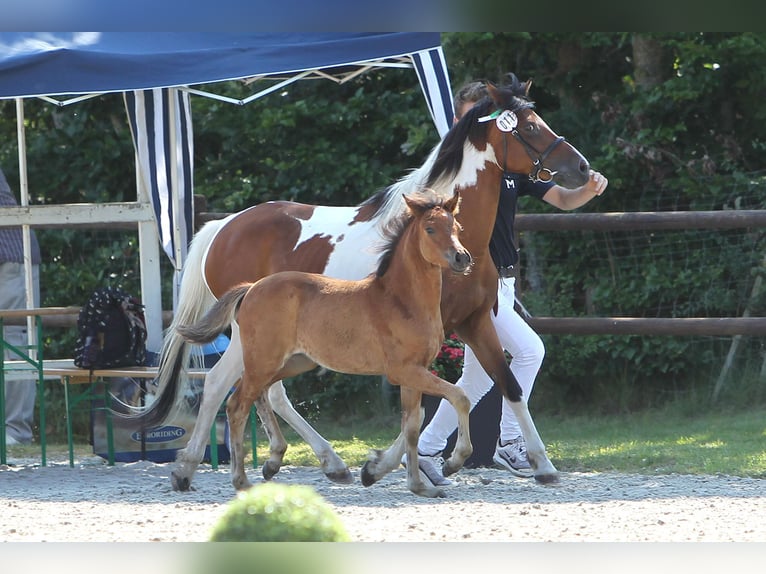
[489,172,553,269]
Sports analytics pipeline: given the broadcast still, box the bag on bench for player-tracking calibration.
[74,286,147,370]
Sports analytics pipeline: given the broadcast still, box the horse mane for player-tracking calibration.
[374,190,446,278]
[357,145,441,228]
[354,73,531,232]
[426,73,534,189]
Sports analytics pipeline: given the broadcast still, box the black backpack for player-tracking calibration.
[74,286,147,370]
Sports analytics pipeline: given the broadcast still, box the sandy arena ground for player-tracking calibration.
[2,451,765,543]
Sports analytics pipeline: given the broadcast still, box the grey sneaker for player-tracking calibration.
[401,451,453,486]
[493,437,534,478]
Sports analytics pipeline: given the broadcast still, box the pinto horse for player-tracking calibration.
[136,74,590,488]
[177,193,472,497]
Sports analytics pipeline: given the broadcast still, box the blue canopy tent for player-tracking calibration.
[0,33,453,349]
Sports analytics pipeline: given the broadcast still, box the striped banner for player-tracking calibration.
[411,46,454,138]
[124,88,194,269]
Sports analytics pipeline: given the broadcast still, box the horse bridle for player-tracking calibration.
[481,104,566,183]
[510,129,565,183]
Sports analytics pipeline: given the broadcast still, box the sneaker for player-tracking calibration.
[401,451,453,487]
[493,437,534,478]
[5,434,20,446]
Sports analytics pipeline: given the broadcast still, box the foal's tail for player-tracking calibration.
[117,218,225,428]
[177,284,251,344]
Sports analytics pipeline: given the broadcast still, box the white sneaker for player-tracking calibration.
[5,434,20,446]
[493,436,534,478]
[401,451,453,486]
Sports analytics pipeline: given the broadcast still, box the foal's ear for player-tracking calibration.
[443,190,461,215]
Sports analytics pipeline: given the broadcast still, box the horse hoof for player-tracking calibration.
[360,461,377,487]
[171,472,190,492]
[442,461,462,477]
[534,472,560,485]
[262,461,280,481]
[325,468,354,484]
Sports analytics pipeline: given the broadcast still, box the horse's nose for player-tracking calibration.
[579,158,590,175]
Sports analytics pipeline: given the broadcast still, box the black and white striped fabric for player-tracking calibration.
[124,88,194,269]
[411,46,454,138]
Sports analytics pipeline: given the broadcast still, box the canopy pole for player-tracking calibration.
[15,97,36,353]
[167,88,184,309]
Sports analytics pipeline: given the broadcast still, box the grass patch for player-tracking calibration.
[253,406,766,478]
[538,406,766,477]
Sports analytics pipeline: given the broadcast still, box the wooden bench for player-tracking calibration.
[42,365,255,469]
[45,366,201,467]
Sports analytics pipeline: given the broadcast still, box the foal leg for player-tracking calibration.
[268,381,353,483]
[360,381,452,498]
[171,336,243,492]
[398,367,473,480]
[399,386,447,498]
[226,385,256,491]
[253,392,288,481]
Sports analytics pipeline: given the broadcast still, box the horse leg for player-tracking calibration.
[253,392,288,481]
[226,385,256,491]
[360,431,407,488]
[267,381,353,484]
[459,316,558,483]
[433,378,473,478]
[361,384,446,498]
[400,386,449,498]
[394,366,473,482]
[171,334,244,492]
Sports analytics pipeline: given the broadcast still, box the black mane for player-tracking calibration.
[426,73,534,189]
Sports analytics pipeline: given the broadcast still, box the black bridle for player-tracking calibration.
[511,130,565,183]
[480,104,566,183]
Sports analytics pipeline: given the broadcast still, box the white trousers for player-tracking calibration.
[418,277,544,454]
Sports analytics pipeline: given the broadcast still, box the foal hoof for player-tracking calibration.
[534,472,560,485]
[262,460,281,481]
[325,468,354,484]
[360,461,377,487]
[171,472,191,492]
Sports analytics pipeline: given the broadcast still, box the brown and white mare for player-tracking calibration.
[177,193,471,497]
[135,74,591,489]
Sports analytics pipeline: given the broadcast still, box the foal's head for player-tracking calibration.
[376,190,471,277]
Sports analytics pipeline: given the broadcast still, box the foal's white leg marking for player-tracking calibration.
[268,381,352,483]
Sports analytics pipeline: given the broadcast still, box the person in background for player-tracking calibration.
[1,166,41,446]
[408,80,608,486]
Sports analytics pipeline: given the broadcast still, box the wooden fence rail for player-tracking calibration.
[527,317,766,336]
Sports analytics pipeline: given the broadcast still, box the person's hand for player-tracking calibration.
[585,169,608,196]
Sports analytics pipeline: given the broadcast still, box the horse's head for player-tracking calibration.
[404,190,472,275]
[443,74,591,189]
